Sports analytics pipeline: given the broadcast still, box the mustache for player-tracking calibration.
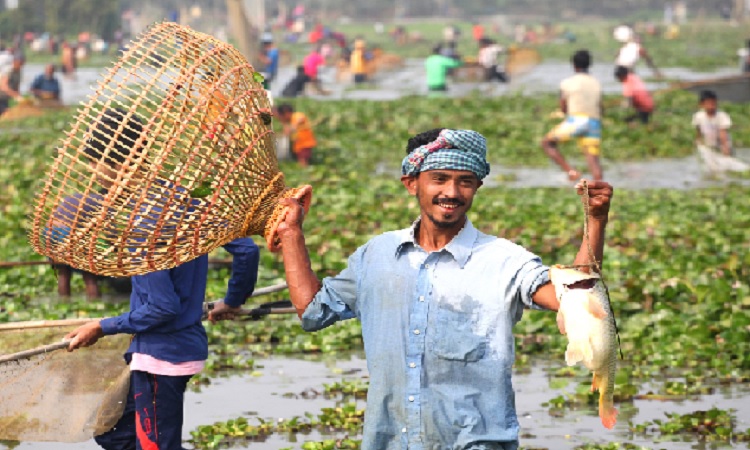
[432,197,466,207]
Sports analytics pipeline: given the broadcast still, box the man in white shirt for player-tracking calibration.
[613,25,662,78]
[693,90,733,156]
[478,38,508,83]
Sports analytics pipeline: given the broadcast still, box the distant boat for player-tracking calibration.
[678,74,750,103]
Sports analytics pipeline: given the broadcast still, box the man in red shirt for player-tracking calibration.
[614,66,654,124]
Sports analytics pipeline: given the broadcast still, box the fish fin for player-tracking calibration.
[556,310,566,335]
[594,371,618,429]
[586,297,607,319]
[565,342,588,366]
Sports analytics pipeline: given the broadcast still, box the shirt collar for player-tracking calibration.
[395,217,477,269]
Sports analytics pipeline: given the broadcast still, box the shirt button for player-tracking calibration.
[413,329,420,335]
[409,362,416,368]
[424,263,430,268]
[419,295,425,302]
[408,395,415,402]
[402,427,407,433]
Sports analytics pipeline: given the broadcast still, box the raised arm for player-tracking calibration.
[276,198,322,316]
[532,180,613,310]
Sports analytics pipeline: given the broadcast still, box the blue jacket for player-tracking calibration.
[100,238,260,363]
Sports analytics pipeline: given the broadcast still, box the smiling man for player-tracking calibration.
[277,128,614,450]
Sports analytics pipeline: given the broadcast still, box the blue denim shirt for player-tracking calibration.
[302,220,550,450]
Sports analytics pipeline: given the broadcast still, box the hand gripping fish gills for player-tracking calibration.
[550,265,618,429]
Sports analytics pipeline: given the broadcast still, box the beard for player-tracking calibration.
[425,210,464,229]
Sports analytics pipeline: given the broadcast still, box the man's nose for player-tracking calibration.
[443,180,460,197]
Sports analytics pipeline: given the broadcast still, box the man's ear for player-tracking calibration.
[401,175,418,195]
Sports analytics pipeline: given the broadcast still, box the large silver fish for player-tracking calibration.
[550,265,618,429]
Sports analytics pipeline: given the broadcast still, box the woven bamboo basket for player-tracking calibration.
[29,22,311,277]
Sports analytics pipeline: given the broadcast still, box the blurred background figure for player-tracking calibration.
[614,66,654,125]
[259,38,280,90]
[303,45,328,94]
[0,55,24,116]
[30,64,61,104]
[350,39,368,84]
[61,42,76,80]
[472,21,485,46]
[478,38,508,83]
[425,45,461,92]
[276,103,316,167]
[693,90,733,156]
[54,263,100,299]
[613,25,662,78]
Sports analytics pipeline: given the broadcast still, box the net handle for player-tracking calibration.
[0,318,95,331]
[0,340,70,364]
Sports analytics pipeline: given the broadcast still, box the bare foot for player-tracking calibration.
[567,169,581,181]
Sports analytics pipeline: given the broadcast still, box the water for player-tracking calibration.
[16,60,741,107]
[375,148,750,190]
[7,354,750,450]
[489,148,750,190]
[7,353,369,450]
[265,59,739,102]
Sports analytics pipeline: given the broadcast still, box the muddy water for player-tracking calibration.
[8,354,750,450]
[18,61,741,106]
[375,149,750,190]
[490,148,750,190]
[8,353,368,450]
[266,60,739,101]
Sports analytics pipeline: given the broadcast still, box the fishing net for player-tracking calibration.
[28,21,311,277]
[0,321,131,442]
[506,47,542,77]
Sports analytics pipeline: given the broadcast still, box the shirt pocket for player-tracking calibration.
[432,307,487,362]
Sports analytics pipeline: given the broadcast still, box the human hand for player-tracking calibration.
[208,301,242,323]
[575,179,614,221]
[65,320,104,351]
[275,198,306,238]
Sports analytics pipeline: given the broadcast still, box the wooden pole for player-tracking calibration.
[0,318,95,331]
[0,341,70,364]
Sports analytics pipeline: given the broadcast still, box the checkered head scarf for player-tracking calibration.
[401,129,490,180]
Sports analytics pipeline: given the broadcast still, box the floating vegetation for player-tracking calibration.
[188,403,365,449]
[632,407,750,442]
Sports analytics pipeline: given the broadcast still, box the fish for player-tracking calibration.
[550,265,618,429]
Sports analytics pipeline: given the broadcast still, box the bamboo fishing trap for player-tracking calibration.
[29,22,311,277]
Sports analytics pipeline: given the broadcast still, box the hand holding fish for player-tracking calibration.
[575,180,613,221]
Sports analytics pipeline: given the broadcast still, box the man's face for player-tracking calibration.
[402,169,482,230]
[90,159,121,191]
[701,98,717,116]
[278,111,292,124]
[45,65,54,77]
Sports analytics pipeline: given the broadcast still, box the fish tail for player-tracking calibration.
[594,371,618,429]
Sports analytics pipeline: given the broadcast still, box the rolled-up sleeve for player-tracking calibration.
[301,246,363,331]
[222,238,260,307]
[516,257,550,311]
